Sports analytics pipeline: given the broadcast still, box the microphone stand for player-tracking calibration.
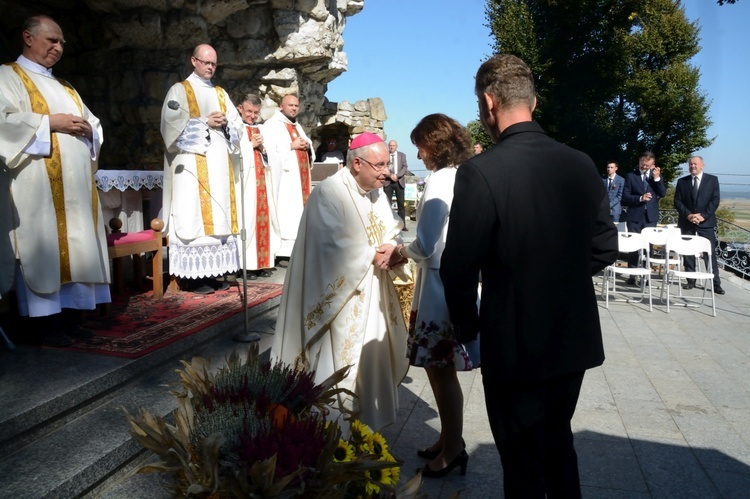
[233,124,260,343]
[167,100,260,341]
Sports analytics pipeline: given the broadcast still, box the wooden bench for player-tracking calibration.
[107,218,164,299]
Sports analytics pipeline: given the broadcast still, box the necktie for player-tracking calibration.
[692,176,699,199]
[390,153,396,173]
[608,178,612,189]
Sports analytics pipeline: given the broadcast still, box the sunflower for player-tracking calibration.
[378,450,399,484]
[332,439,356,462]
[365,432,388,456]
[351,420,373,440]
[364,470,381,495]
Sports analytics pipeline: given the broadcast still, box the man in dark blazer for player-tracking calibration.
[674,155,725,294]
[440,54,618,498]
[621,152,666,276]
[603,160,625,222]
[384,140,408,230]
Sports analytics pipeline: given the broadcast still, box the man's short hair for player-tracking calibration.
[236,93,262,107]
[640,151,655,161]
[22,15,52,35]
[607,161,618,167]
[475,54,536,111]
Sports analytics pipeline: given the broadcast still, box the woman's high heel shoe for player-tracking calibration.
[419,450,469,478]
[416,437,465,460]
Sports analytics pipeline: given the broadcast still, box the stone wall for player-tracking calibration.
[0,0,386,170]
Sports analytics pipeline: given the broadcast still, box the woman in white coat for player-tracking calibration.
[400,114,474,478]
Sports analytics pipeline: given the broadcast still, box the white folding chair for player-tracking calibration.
[601,232,653,311]
[641,227,681,280]
[661,234,716,317]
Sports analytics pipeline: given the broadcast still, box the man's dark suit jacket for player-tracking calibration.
[440,121,618,382]
[674,173,720,231]
[622,169,666,229]
[603,174,625,221]
[384,150,408,188]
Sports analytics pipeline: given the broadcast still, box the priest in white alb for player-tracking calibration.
[160,44,243,294]
[0,15,110,347]
[271,132,409,431]
[262,94,315,261]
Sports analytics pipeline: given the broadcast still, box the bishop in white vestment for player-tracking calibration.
[271,133,409,431]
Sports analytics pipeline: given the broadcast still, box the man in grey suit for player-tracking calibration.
[385,140,408,230]
[603,161,625,222]
[674,155,725,294]
[440,54,618,498]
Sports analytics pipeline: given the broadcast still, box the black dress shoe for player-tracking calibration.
[419,450,469,478]
[714,285,725,295]
[417,437,466,460]
[192,284,215,295]
[43,331,73,347]
[626,277,636,286]
[682,281,695,290]
[258,270,272,278]
[67,326,95,339]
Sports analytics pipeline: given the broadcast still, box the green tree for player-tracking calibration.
[467,119,494,151]
[485,0,713,184]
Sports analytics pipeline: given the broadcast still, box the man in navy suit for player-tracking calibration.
[440,54,618,498]
[384,140,409,230]
[603,161,625,222]
[674,156,725,294]
[622,152,666,278]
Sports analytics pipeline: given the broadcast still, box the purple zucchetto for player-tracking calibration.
[349,132,384,150]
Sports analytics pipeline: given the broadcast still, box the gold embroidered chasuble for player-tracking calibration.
[160,74,244,278]
[271,169,409,431]
[0,62,109,294]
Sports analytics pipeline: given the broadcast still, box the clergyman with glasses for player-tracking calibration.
[271,132,409,434]
[160,44,243,294]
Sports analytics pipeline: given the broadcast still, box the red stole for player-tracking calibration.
[284,123,311,205]
[247,126,272,268]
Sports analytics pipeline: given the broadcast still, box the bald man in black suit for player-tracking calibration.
[674,155,725,294]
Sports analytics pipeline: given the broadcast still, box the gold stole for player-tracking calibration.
[7,62,100,284]
[180,81,238,235]
[284,123,312,205]
[247,126,271,268]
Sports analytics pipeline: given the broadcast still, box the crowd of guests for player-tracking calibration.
[0,14,728,498]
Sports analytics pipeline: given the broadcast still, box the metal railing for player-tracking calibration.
[660,209,750,279]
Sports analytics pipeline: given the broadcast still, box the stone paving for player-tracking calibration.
[195,264,750,498]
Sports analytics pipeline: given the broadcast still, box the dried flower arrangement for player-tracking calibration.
[125,344,421,498]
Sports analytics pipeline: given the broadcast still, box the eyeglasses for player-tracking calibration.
[358,157,389,172]
[194,57,218,68]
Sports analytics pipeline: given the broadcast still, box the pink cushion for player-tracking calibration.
[107,230,156,247]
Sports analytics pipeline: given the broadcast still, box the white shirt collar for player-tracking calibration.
[188,71,213,87]
[17,55,54,77]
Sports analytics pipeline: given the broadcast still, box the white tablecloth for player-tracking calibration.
[95,170,163,233]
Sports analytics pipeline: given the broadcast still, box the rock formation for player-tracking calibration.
[0,0,386,169]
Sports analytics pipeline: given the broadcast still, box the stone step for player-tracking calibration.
[0,298,280,499]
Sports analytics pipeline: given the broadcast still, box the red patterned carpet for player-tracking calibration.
[59,283,282,358]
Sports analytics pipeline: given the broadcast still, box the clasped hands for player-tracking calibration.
[688,213,704,225]
[49,113,92,140]
[373,243,407,271]
[291,136,309,151]
[206,111,227,128]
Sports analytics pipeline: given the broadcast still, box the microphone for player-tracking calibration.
[168,100,180,111]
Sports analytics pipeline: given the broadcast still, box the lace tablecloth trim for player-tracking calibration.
[168,236,239,279]
[95,170,164,192]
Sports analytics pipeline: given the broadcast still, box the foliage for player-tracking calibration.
[485,0,713,184]
[125,344,422,498]
[467,119,494,151]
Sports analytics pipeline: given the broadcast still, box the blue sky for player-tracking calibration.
[326,0,750,190]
